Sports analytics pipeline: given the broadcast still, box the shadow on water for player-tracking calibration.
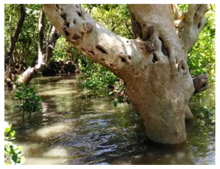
[4,76,215,165]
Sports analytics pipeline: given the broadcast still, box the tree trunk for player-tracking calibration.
[17,11,59,85]
[43,4,208,144]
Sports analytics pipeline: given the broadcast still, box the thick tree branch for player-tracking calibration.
[178,4,208,53]
[129,4,191,75]
[5,4,26,65]
[43,4,147,80]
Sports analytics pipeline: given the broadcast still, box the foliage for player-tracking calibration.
[177,4,189,12]
[14,83,42,127]
[188,85,215,151]
[53,37,73,62]
[4,121,25,165]
[188,5,215,84]
[4,4,43,66]
[77,57,118,96]
[83,4,132,39]
[109,79,128,107]
[75,4,132,105]
[190,84,215,123]
[4,4,53,87]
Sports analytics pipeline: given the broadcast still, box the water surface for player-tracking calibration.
[4,76,215,165]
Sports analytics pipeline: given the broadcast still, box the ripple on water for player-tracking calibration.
[4,76,215,165]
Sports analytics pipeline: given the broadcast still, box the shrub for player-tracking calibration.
[4,121,25,165]
[14,83,42,127]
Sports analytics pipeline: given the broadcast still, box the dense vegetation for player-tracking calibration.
[4,4,215,164]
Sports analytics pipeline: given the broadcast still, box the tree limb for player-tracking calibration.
[178,4,208,53]
[43,4,147,79]
[36,10,46,69]
[5,4,26,66]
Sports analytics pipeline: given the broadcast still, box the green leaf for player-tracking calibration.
[12,153,18,163]
[5,127,11,133]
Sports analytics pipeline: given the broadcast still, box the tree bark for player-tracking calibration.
[43,4,208,144]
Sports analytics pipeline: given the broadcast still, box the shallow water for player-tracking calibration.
[4,76,215,165]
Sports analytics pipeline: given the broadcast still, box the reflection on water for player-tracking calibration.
[4,76,215,165]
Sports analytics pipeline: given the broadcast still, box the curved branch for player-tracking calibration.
[178,4,208,53]
[17,26,60,85]
[43,4,146,79]
[5,4,26,65]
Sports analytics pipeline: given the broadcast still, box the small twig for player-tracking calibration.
[125,20,133,37]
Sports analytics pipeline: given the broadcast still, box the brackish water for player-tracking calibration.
[4,76,215,165]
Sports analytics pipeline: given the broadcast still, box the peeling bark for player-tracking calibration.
[43,4,208,144]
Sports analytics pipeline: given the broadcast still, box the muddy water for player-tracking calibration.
[4,76,215,165]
